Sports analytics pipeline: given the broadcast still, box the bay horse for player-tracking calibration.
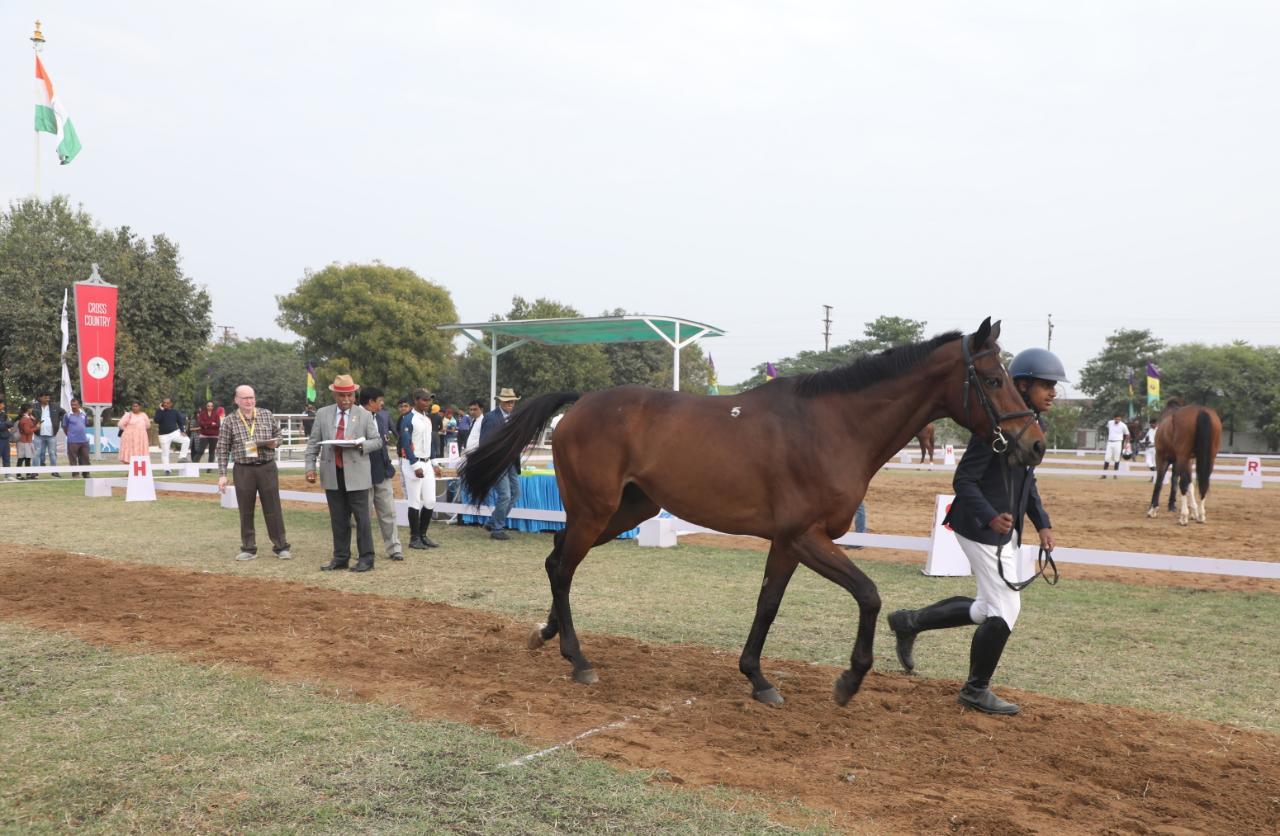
[462,318,1045,706]
[916,422,936,463]
[1147,398,1222,525]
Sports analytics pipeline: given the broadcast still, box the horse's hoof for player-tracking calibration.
[573,667,599,685]
[527,627,546,650]
[832,673,863,706]
[752,687,784,706]
[1146,508,1157,518]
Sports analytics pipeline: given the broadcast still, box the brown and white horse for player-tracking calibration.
[1147,398,1222,525]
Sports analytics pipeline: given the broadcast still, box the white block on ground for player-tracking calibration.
[220,487,238,509]
[84,477,114,498]
[637,517,677,548]
[923,494,971,576]
[943,445,956,466]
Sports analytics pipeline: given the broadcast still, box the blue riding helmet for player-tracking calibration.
[1009,348,1068,383]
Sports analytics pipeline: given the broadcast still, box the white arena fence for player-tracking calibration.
[58,464,1280,582]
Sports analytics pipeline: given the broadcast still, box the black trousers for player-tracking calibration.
[325,467,374,561]
[194,436,219,462]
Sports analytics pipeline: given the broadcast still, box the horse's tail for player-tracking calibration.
[1194,409,1214,498]
[460,392,581,502]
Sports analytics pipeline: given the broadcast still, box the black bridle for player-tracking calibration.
[960,337,1036,455]
[960,337,1058,591]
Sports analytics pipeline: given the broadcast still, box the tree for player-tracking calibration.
[1077,329,1165,426]
[0,197,212,409]
[191,338,307,414]
[276,263,457,400]
[1159,341,1272,446]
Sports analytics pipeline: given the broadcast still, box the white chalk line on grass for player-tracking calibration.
[501,697,697,768]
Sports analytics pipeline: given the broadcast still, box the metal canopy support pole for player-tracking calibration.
[89,406,105,460]
[456,329,527,409]
[673,322,680,392]
[640,319,710,392]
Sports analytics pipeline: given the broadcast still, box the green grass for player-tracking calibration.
[3,479,1279,733]
[0,621,821,834]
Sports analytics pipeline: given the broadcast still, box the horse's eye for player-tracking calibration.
[985,377,1001,387]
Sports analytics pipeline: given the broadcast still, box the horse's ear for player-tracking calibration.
[970,317,992,351]
[990,319,1002,343]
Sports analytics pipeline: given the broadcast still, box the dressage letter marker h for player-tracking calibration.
[125,455,156,502]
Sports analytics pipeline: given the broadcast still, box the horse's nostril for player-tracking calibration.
[1033,441,1045,456]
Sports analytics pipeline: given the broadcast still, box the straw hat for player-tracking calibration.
[328,374,359,393]
[497,387,521,402]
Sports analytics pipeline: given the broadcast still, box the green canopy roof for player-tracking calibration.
[438,315,724,346]
[438,315,727,402]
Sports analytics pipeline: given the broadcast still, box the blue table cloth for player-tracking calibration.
[455,473,638,540]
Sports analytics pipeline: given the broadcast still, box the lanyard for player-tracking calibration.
[238,410,257,439]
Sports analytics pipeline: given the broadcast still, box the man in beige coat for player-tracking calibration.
[306,374,383,572]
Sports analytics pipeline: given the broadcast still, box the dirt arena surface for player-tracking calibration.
[4,549,1277,835]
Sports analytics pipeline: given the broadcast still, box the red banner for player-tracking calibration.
[73,281,119,405]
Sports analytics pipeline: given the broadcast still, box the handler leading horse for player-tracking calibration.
[462,318,1045,706]
[1147,398,1222,525]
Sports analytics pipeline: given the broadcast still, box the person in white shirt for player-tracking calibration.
[463,401,484,457]
[1142,418,1158,470]
[1101,414,1130,479]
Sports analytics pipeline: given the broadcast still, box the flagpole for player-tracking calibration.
[31,22,45,198]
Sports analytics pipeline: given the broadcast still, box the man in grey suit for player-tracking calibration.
[306,374,383,572]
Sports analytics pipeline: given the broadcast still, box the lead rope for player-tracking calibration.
[993,436,1059,592]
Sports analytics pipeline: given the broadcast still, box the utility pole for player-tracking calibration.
[216,325,237,344]
[1046,314,1054,351]
[822,305,833,352]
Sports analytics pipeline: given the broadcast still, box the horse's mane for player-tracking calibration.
[792,331,964,398]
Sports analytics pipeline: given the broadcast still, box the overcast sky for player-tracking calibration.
[5,2,1278,393]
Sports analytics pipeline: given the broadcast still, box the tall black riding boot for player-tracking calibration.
[886,596,974,673]
[957,616,1019,715]
[419,509,438,548]
[407,508,426,549]
[1100,462,1110,479]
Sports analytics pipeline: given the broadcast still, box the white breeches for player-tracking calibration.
[400,460,436,510]
[1104,440,1123,463]
[158,431,190,465]
[957,532,1023,629]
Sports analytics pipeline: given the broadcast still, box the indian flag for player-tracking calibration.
[35,56,81,165]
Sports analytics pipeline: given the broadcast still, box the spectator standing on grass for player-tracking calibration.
[887,347,1065,717]
[429,402,444,458]
[217,385,292,562]
[116,402,151,464]
[456,402,474,447]
[155,398,191,472]
[0,397,12,480]
[34,392,65,477]
[16,405,37,479]
[301,403,317,437]
[360,387,404,562]
[463,400,485,457]
[442,408,459,456]
[61,398,91,477]
[194,401,222,463]
[306,374,382,572]
[478,388,522,540]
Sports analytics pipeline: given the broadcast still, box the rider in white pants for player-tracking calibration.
[400,388,439,549]
[888,347,1066,716]
[1101,415,1129,479]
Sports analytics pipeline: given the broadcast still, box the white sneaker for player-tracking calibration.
[235,551,258,561]
[276,550,293,560]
